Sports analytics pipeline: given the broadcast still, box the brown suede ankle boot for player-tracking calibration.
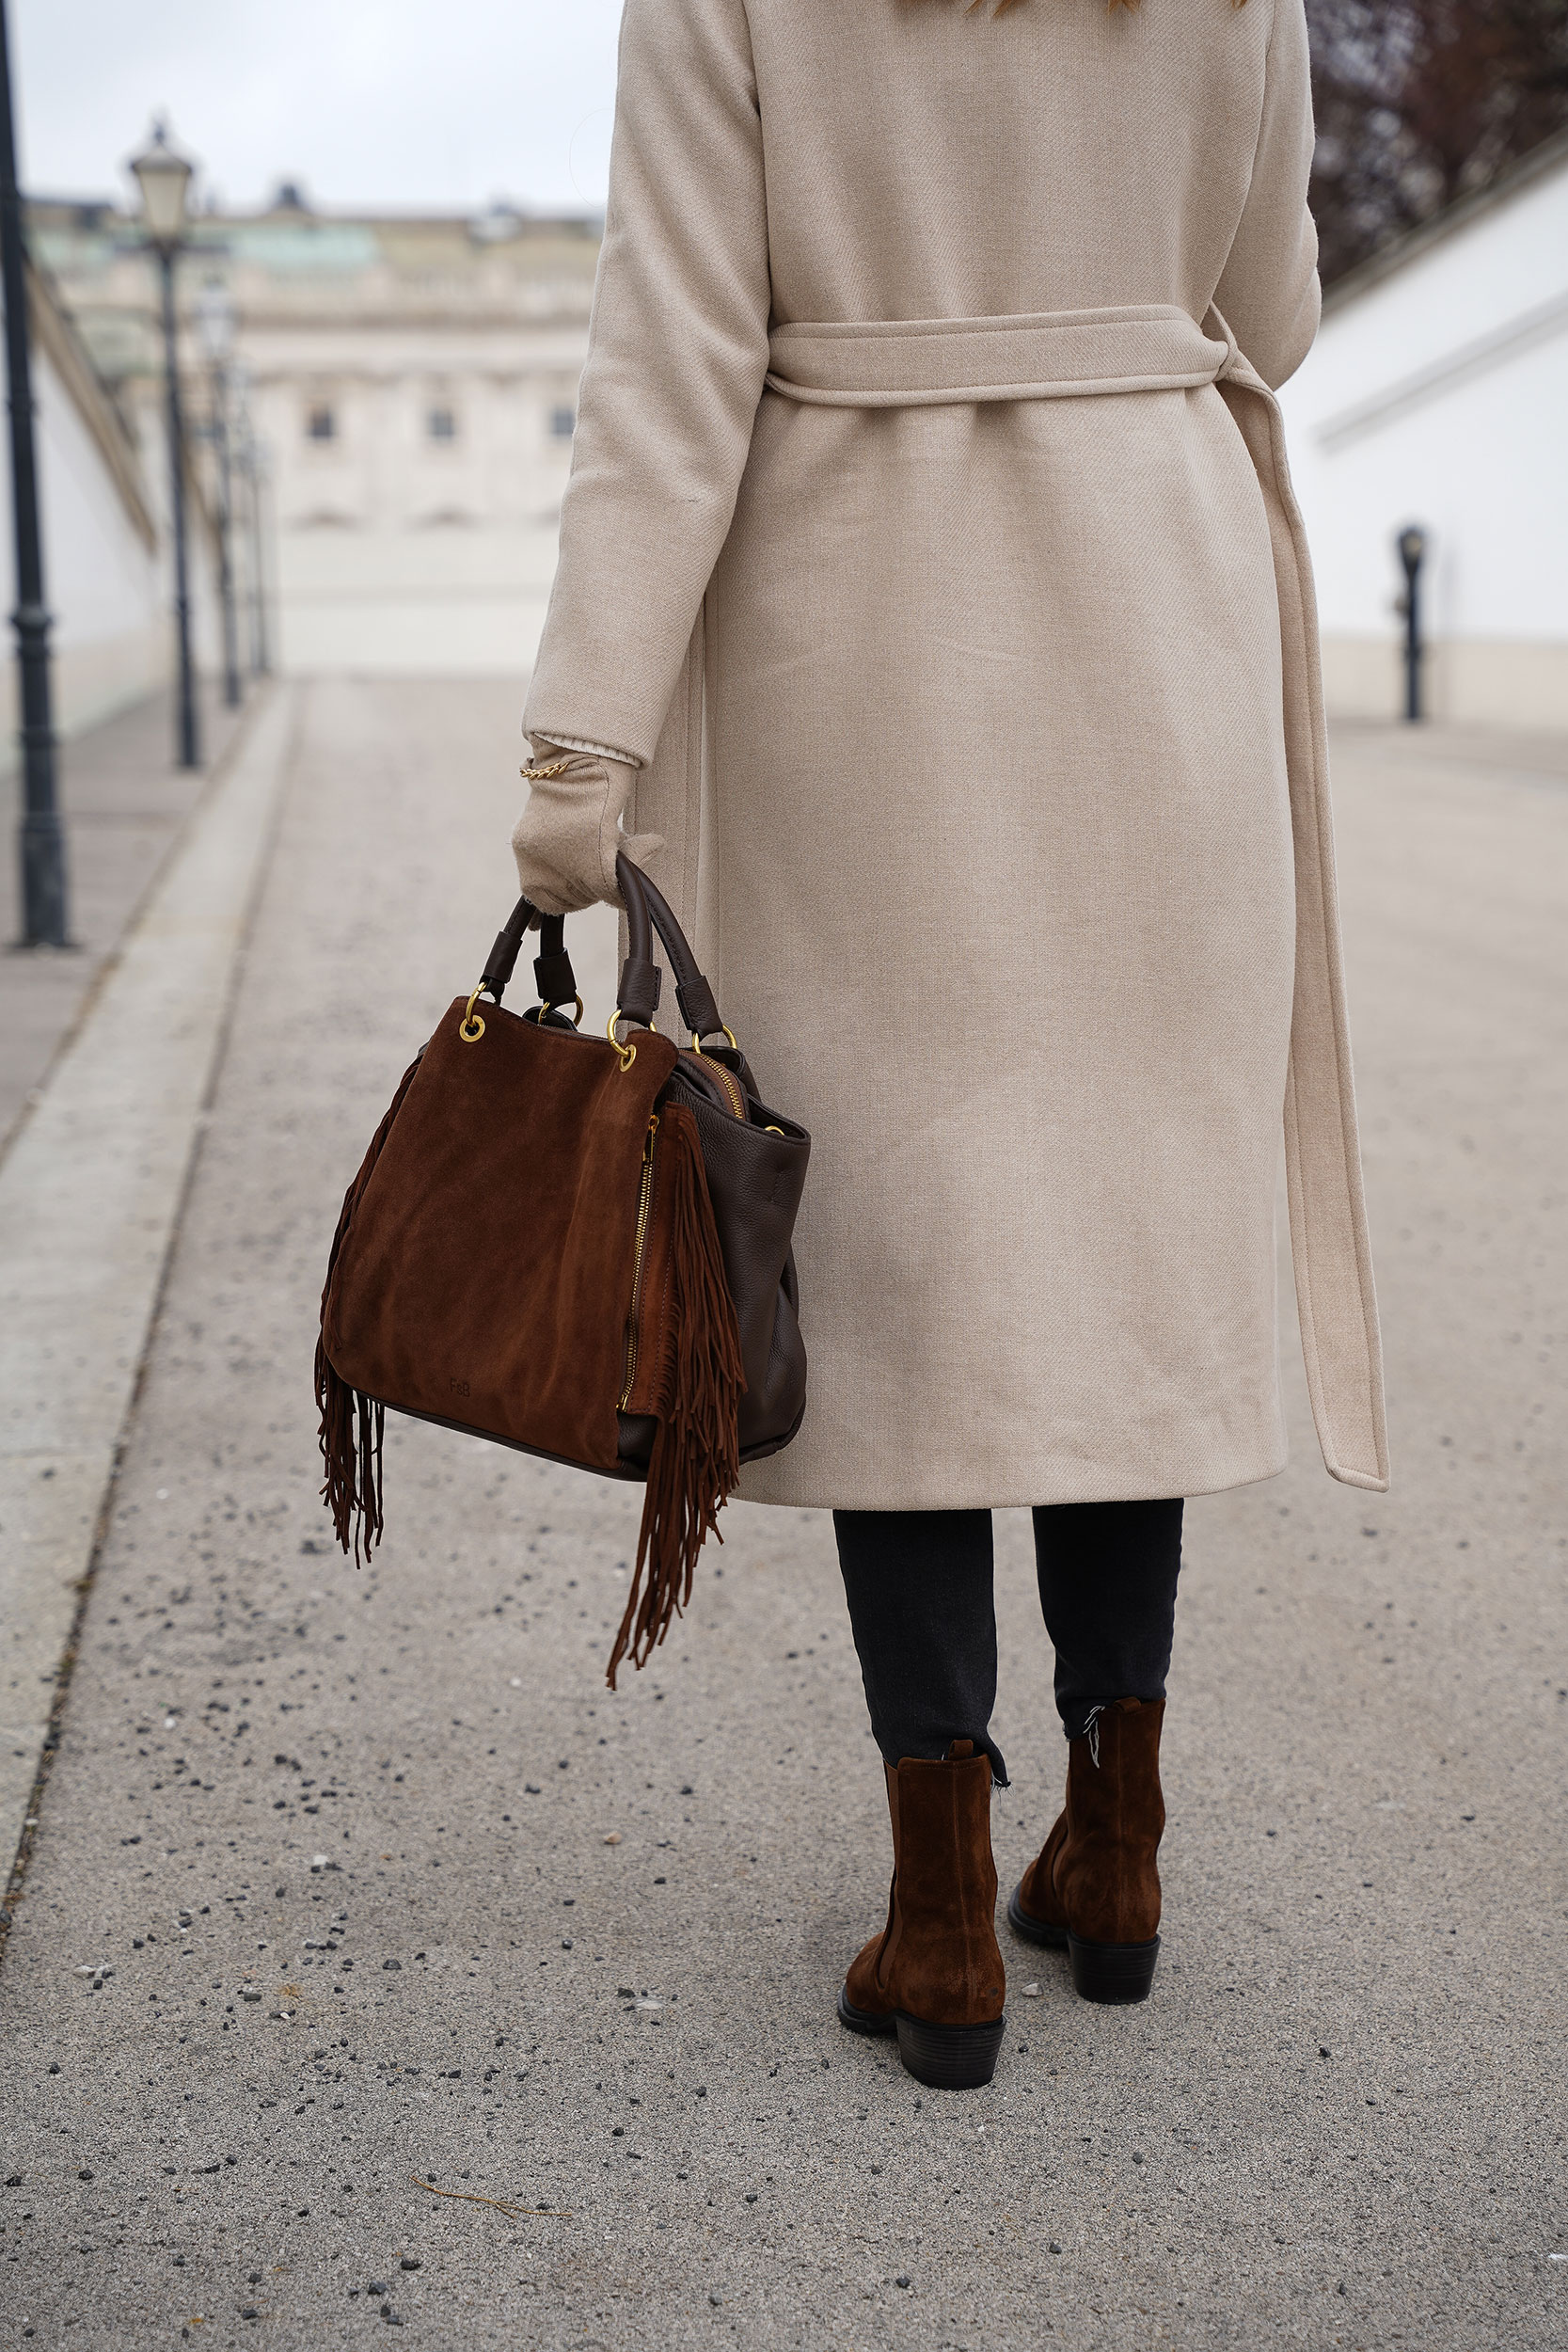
[837,1739,1006,2090]
[1007,1696,1165,2004]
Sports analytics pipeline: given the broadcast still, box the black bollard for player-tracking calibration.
[1397,525,1427,724]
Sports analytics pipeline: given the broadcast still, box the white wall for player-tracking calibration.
[0,330,166,754]
[1278,145,1568,729]
[276,518,560,675]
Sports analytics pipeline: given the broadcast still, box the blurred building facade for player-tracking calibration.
[1281,130,1568,731]
[25,154,1564,729]
[29,192,599,678]
[0,258,186,760]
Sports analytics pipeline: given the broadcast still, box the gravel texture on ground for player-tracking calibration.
[0,679,1563,2350]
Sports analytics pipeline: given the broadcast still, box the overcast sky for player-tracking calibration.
[11,0,627,216]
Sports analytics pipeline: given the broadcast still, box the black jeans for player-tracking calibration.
[833,1502,1183,1787]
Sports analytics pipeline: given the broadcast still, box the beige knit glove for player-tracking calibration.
[510,744,663,917]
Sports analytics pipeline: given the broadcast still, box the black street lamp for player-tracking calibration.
[233,368,272,679]
[0,0,71,947]
[250,440,273,678]
[131,120,200,771]
[196,278,242,710]
[1397,524,1427,724]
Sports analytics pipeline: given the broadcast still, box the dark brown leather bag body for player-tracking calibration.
[610,861,807,1472]
[315,858,808,1682]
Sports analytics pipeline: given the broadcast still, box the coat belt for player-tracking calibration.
[765,303,1234,405]
[756,300,1390,1493]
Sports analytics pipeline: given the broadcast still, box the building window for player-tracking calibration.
[427,405,458,443]
[549,405,576,441]
[305,403,336,442]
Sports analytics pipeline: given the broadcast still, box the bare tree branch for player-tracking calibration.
[1307,0,1568,283]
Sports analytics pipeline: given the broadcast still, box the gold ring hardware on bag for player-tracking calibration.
[534,995,585,1029]
[691,1024,739,1057]
[607,1008,638,1073]
[458,985,488,1044]
[766,1125,784,1136]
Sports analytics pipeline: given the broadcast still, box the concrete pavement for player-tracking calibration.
[1,681,254,1158]
[0,684,292,1876]
[0,678,1563,2349]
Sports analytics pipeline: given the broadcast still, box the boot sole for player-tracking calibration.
[1006,1883,1160,2005]
[836,1984,1006,2090]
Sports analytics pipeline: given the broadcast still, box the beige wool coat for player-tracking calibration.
[522,0,1389,1508]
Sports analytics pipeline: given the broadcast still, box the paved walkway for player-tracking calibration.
[1,681,253,1159]
[0,681,1563,2349]
[0,684,293,1880]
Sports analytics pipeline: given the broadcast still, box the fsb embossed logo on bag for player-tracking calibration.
[450,1377,470,1399]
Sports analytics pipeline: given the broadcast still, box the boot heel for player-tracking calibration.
[1067,1932,1159,2005]
[894,2011,1006,2090]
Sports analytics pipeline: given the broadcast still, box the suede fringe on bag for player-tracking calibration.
[314,1050,425,1565]
[609,1102,746,1689]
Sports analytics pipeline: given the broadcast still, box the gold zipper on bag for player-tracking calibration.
[619,1114,660,1407]
[682,1047,746,1120]
[708,1060,745,1119]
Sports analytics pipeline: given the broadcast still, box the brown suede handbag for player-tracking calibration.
[315,854,809,1683]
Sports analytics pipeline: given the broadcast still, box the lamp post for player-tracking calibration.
[196,278,242,709]
[131,120,200,771]
[0,0,70,946]
[252,442,273,676]
[1396,524,1427,724]
[231,364,259,677]
[235,381,272,679]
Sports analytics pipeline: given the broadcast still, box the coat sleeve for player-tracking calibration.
[1212,0,1322,392]
[522,0,772,767]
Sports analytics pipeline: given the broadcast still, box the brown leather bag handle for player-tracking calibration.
[479,898,577,1010]
[616,852,727,1041]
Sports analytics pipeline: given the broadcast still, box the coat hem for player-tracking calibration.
[732,1445,1291,1513]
